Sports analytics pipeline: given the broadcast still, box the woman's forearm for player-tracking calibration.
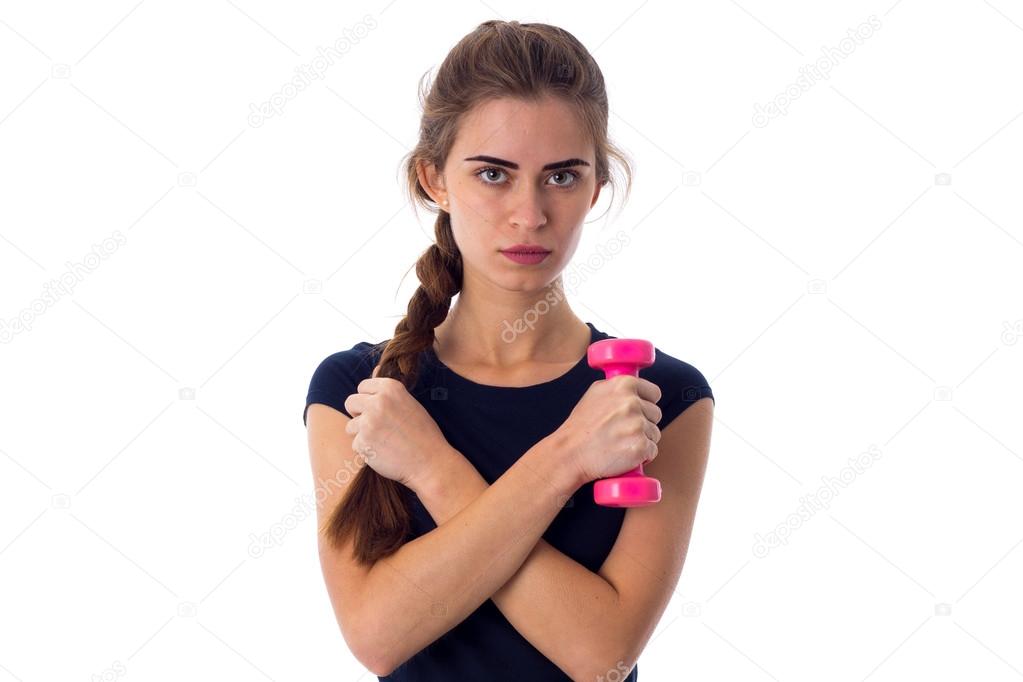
[357,431,582,674]
[414,447,626,680]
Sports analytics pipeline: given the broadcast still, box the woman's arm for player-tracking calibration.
[417,399,714,681]
[351,430,583,676]
[415,449,624,679]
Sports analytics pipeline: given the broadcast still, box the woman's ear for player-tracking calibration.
[416,159,447,206]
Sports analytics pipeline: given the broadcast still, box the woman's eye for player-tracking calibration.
[547,170,580,188]
[474,167,580,188]
[476,167,507,185]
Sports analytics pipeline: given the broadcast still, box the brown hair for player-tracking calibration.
[320,19,634,566]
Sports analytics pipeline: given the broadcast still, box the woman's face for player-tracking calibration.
[424,96,602,292]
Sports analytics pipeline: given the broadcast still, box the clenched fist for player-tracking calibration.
[343,366,451,492]
[555,375,663,486]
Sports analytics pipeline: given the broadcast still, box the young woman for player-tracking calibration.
[303,20,714,680]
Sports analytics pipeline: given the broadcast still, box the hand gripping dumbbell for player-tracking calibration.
[586,337,661,507]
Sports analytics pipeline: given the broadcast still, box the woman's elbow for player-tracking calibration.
[347,630,396,677]
[346,608,413,676]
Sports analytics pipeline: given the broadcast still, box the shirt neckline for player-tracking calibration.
[425,321,605,392]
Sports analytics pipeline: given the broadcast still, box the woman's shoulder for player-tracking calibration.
[303,340,388,424]
[641,343,715,429]
[594,325,711,399]
[312,340,386,376]
[589,322,713,417]
[648,345,712,395]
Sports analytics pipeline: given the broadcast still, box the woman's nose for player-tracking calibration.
[508,187,548,230]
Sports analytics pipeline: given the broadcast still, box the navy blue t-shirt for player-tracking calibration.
[303,321,714,681]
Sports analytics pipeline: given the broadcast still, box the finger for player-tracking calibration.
[638,398,662,426]
[344,392,368,417]
[615,375,661,404]
[640,434,658,464]
[344,414,359,435]
[634,377,662,404]
[356,377,390,394]
[643,418,661,445]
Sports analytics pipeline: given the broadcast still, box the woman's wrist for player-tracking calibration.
[409,434,586,524]
[408,442,460,496]
[512,429,588,503]
[408,444,487,523]
[545,426,589,493]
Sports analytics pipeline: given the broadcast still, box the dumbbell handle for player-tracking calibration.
[588,338,661,507]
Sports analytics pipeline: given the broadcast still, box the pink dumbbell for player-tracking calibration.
[587,337,661,507]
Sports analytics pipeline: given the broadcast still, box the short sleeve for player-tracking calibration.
[302,342,381,426]
[654,359,714,431]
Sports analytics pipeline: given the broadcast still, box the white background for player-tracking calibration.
[2,1,1022,680]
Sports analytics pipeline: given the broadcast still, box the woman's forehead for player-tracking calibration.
[454,97,592,164]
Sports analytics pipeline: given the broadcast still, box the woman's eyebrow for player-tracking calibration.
[463,155,590,171]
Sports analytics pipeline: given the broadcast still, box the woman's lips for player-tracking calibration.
[500,250,550,265]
